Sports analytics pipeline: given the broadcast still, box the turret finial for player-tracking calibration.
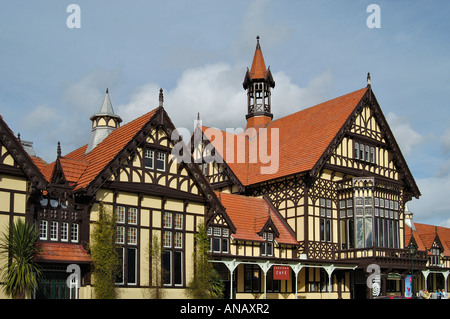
[159,88,164,107]
[57,141,61,158]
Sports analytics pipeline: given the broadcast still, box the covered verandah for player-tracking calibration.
[210,258,357,299]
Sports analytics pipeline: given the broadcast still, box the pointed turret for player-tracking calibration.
[243,36,275,130]
[85,89,122,154]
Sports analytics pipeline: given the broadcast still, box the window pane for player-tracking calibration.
[356,218,364,248]
[116,226,124,244]
[61,222,68,241]
[39,220,47,240]
[71,224,79,243]
[116,247,124,284]
[174,232,183,248]
[128,208,138,225]
[145,150,154,169]
[163,212,172,228]
[260,242,266,255]
[175,214,183,229]
[163,231,172,248]
[348,219,354,248]
[127,248,137,285]
[163,250,171,285]
[326,219,331,242]
[174,251,182,285]
[156,152,166,171]
[365,218,373,247]
[116,206,125,223]
[222,238,229,253]
[50,221,58,241]
[213,238,220,252]
[128,227,137,245]
[267,242,273,256]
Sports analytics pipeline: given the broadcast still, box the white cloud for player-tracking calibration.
[20,69,122,162]
[386,112,426,156]
[408,175,450,226]
[117,62,334,134]
[21,104,59,132]
[62,69,122,115]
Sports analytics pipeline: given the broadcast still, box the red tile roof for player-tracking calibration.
[249,41,268,80]
[36,242,91,263]
[218,192,298,245]
[203,87,368,185]
[405,222,450,256]
[35,108,159,191]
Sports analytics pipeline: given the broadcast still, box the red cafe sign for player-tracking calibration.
[273,266,290,280]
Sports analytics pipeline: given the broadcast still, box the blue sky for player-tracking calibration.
[0,1,449,226]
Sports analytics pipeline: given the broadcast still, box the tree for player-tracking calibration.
[147,234,166,299]
[0,218,42,299]
[187,223,224,299]
[89,203,120,299]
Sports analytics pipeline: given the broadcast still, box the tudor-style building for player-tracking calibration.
[0,88,227,299]
[0,37,447,299]
[196,37,434,299]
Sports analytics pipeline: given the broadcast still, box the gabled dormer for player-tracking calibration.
[429,235,444,267]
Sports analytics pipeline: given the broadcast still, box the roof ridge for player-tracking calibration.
[269,87,368,125]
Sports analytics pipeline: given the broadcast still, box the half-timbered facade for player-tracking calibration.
[0,89,228,299]
[0,37,447,299]
[196,38,435,299]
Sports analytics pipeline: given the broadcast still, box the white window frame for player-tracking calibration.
[61,222,69,242]
[127,227,137,245]
[71,223,79,243]
[116,225,125,244]
[39,220,48,240]
[50,221,58,241]
[144,149,154,169]
[156,151,166,171]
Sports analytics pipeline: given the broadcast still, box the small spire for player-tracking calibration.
[256,35,260,49]
[197,112,200,121]
[367,72,371,86]
[106,88,109,94]
[159,88,164,107]
[57,141,61,158]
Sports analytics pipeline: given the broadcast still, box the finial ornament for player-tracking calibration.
[57,141,61,158]
[106,88,109,94]
[159,88,164,107]
[367,72,371,86]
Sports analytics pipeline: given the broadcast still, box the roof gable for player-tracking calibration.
[202,87,368,186]
[201,86,420,198]
[406,222,450,256]
[0,115,47,189]
[218,192,297,245]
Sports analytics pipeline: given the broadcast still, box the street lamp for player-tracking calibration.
[408,242,416,299]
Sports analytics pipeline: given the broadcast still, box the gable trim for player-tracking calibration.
[0,116,47,189]
[309,87,420,199]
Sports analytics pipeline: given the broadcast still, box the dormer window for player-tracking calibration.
[261,232,273,256]
[156,152,166,171]
[354,141,376,164]
[430,247,441,266]
[144,150,154,169]
[208,227,229,254]
[144,149,167,172]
